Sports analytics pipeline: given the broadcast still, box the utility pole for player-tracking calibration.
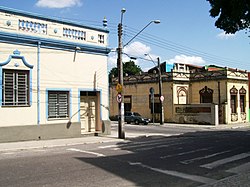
[116,8,160,138]
[117,9,126,139]
[157,57,164,124]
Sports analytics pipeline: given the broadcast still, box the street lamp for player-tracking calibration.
[145,54,164,124]
[117,8,160,139]
[123,20,160,47]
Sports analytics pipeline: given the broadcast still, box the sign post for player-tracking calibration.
[150,87,155,125]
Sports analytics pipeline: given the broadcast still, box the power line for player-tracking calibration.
[122,26,249,69]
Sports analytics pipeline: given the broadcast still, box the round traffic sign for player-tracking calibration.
[117,94,122,103]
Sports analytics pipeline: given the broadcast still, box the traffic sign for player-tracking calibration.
[116,83,123,93]
[117,94,122,103]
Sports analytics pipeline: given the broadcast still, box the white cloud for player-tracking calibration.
[108,53,117,71]
[217,32,236,40]
[167,55,206,65]
[123,41,151,57]
[36,0,82,8]
[108,42,154,71]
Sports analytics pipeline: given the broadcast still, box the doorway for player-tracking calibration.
[80,91,98,134]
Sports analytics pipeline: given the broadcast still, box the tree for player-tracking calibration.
[207,0,250,34]
[109,60,142,82]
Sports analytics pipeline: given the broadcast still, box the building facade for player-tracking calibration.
[0,7,110,142]
[110,63,249,125]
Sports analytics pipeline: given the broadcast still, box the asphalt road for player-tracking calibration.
[0,124,250,187]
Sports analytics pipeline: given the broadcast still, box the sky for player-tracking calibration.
[0,0,249,71]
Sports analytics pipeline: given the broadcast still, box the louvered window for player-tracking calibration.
[48,91,69,119]
[2,69,29,106]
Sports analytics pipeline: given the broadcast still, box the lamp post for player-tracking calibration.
[117,8,160,138]
[123,20,160,47]
[145,54,164,124]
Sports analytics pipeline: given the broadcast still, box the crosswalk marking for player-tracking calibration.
[161,148,211,159]
[67,148,105,157]
[181,150,231,164]
[200,152,250,169]
[98,145,118,149]
[129,162,217,184]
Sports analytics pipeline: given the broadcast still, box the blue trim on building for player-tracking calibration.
[0,6,109,33]
[45,88,72,120]
[0,49,34,68]
[0,67,2,106]
[0,50,33,107]
[0,31,111,55]
[29,69,33,106]
[37,42,41,124]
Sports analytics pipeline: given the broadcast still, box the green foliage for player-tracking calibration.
[109,60,142,82]
[207,0,250,34]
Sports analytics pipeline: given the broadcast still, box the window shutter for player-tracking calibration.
[48,93,58,118]
[2,70,29,106]
[48,91,69,119]
[3,71,15,105]
[58,93,68,118]
[17,72,28,105]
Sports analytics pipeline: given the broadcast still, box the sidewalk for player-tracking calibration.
[163,122,250,129]
[0,122,249,152]
[0,126,148,152]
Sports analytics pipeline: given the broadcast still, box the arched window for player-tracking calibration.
[199,86,213,103]
[239,87,246,113]
[177,87,188,104]
[230,86,238,114]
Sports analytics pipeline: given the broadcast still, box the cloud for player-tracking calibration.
[167,55,206,65]
[108,53,117,71]
[108,41,154,71]
[217,32,236,40]
[36,0,82,8]
[123,41,151,57]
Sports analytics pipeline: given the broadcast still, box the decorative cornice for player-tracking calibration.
[0,6,109,33]
[0,31,111,55]
[110,70,248,85]
[0,49,33,69]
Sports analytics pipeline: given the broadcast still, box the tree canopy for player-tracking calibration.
[109,60,142,82]
[207,0,250,34]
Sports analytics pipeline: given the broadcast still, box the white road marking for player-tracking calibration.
[181,150,231,164]
[135,142,186,151]
[226,162,250,173]
[128,162,216,184]
[200,152,250,169]
[98,145,118,149]
[2,152,15,155]
[161,148,211,159]
[113,137,191,150]
[67,148,105,157]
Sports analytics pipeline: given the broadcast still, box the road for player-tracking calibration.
[0,123,250,187]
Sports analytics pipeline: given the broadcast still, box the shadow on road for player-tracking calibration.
[75,129,250,186]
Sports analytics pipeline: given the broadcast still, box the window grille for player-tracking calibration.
[230,86,238,113]
[2,70,29,106]
[239,87,246,113]
[48,91,69,119]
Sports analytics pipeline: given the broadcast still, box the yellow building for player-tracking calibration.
[110,63,249,125]
[0,7,110,142]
